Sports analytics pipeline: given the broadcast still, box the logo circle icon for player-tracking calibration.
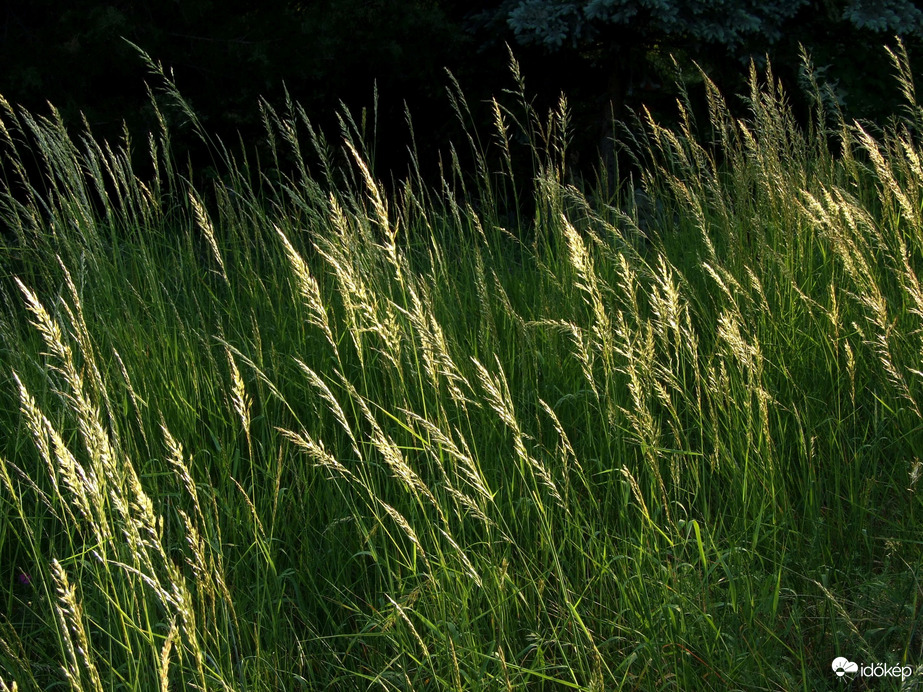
[832,657,858,677]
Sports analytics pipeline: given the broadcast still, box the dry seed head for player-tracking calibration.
[701,262,739,306]
[832,191,876,286]
[620,466,651,523]
[231,475,267,539]
[400,408,491,501]
[491,98,512,169]
[51,425,98,531]
[717,310,763,379]
[107,485,149,568]
[12,372,56,490]
[51,559,104,692]
[898,134,923,182]
[471,356,519,432]
[126,467,160,553]
[843,339,856,404]
[295,360,362,459]
[327,192,351,239]
[161,422,206,529]
[515,438,565,509]
[313,241,372,365]
[57,259,106,404]
[225,347,252,442]
[615,253,640,315]
[371,428,443,521]
[375,301,403,369]
[438,527,483,588]
[443,484,492,526]
[386,594,430,657]
[898,238,923,321]
[872,328,919,415]
[589,290,612,353]
[539,398,584,478]
[650,254,683,346]
[168,577,208,688]
[274,225,335,349]
[18,281,122,496]
[407,283,440,388]
[338,373,445,519]
[51,562,83,692]
[428,314,472,407]
[563,216,591,283]
[158,619,178,692]
[745,266,771,316]
[857,124,918,227]
[188,191,228,285]
[278,427,356,481]
[621,370,660,454]
[910,459,922,489]
[178,509,215,604]
[221,340,288,409]
[378,500,431,573]
[16,279,72,369]
[344,140,395,253]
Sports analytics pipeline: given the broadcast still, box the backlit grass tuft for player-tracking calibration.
[1,43,923,690]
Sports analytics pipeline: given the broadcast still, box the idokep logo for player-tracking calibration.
[831,657,858,677]
[832,656,914,681]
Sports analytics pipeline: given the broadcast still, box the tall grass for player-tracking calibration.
[1,41,922,690]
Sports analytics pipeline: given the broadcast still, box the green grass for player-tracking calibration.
[1,43,922,690]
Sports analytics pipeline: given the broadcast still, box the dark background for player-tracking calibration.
[2,1,923,188]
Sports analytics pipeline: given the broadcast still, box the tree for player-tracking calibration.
[467,0,923,175]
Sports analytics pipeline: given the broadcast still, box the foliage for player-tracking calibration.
[470,1,923,115]
[497,0,923,50]
[1,42,923,690]
[504,0,809,49]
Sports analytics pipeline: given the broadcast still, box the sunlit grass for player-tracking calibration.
[1,42,922,690]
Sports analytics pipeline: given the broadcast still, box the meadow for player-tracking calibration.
[0,44,922,690]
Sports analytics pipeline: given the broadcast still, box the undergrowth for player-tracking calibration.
[0,42,922,690]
